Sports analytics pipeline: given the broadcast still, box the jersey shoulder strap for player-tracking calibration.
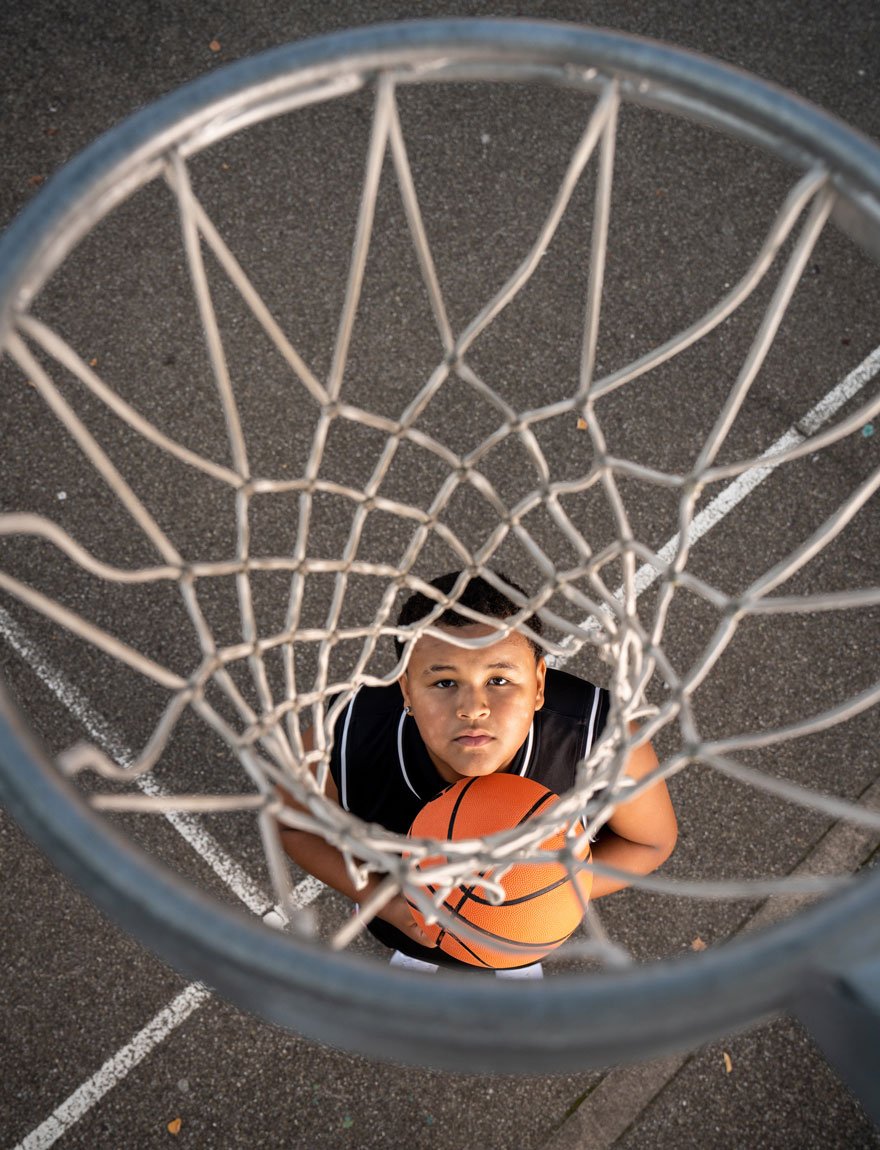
[528,669,609,795]
[328,682,405,816]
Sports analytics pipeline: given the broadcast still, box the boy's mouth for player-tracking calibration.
[455,732,493,747]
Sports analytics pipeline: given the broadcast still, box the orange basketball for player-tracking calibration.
[406,774,592,969]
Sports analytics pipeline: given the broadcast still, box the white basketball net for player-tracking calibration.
[2,58,880,966]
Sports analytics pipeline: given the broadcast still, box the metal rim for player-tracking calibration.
[3,679,880,1072]
[1,19,879,1070]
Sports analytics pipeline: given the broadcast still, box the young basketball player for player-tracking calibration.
[278,572,677,970]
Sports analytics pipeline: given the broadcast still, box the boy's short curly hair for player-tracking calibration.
[395,571,544,662]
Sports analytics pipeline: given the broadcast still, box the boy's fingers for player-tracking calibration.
[374,892,440,948]
[410,923,436,947]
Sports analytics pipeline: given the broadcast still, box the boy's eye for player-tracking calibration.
[429,675,513,689]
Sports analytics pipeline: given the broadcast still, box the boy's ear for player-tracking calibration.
[534,657,546,711]
[398,670,411,709]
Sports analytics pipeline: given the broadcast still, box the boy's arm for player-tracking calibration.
[275,728,434,947]
[589,729,678,898]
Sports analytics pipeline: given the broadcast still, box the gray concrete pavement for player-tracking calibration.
[2,1,880,1147]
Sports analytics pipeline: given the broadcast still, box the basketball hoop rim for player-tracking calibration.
[2,17,880,1071]
[2,681,878,1072]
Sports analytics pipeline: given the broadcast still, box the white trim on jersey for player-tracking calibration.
[516,721,535,776]
[338,687,362,812]
[398,715,535,792]
[397,710,422,800]
[584,684,602,755]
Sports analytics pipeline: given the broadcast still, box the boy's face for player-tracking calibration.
[399,623,546,784]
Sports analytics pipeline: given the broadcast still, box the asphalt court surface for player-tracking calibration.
[2,1,880,1147]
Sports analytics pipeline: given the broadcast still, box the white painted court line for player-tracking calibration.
[0,604,277,918]
[10,862,327,1150]
[1,605,325,1149]
[7,343,880,1150]
[547,343,880,651]
[627,344,880,600]
[14,984,211,1150]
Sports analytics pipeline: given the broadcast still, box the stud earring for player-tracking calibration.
[404,705,412,715]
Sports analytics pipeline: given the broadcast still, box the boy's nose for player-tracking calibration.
[457,688,490,720]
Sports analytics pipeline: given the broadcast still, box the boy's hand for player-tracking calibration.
[377,893,437,947]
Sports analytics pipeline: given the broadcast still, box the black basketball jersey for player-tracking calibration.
[329,668,609,832]
[327,667,609,966]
